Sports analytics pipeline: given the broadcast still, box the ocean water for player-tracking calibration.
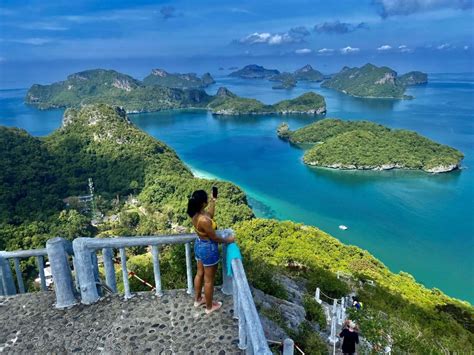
[0,74,473,303]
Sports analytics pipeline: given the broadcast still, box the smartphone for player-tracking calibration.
[212,186,218,199]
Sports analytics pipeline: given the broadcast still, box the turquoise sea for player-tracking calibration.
[0,73,473,303]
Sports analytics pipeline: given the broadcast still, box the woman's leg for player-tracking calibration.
[194,260,204,302]
[203,264,218,309]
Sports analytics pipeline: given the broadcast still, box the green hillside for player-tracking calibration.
[282,119,463,172]
[142,69,215,88]
[208,89,326,115]
[26,69,213,113]
[321,63,408,98]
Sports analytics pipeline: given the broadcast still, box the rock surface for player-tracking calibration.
[0,290,242,354]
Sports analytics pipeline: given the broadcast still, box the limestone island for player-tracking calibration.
[230,64,325,90]
[142,69,215,88]
[209,88,326,115]
[278,119,463,173]
[228,64,280,79]
[321,63,428,99]
[25,69,326,116]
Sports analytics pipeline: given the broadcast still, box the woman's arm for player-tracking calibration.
[197,217,234,244]
[207,197,216,219]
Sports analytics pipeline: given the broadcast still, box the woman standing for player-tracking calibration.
[339,320,359,355]
[187,189,235,314]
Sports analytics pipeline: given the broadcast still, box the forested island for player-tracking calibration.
[142,69,215,88]
[321,64,428,99]
[208,88,326,115]
[25,69,325,115]
[229,64,324,90]
[278,119,463,173]
[1,105,472,353]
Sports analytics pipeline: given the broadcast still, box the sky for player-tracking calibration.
[0,0,473,88]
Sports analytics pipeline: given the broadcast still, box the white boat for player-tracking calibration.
[339,225,348,230]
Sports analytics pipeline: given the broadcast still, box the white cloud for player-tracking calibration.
[318,48,334,54]
[17,22,68,31]
[464,45,470,50]
[295,48,312,54]
[11,38,53,45]
[230,8,253,14]
[340,46,360,54]
[238,27,310,46]
[398,44,412,52]
[377,44,392,51]
[437,43,451,50]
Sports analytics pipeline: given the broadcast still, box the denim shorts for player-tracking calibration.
[194,238,220,267]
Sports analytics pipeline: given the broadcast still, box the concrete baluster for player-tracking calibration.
[332,298,337,314]
[328,312,337,344]
[336,303,342,325]
[0,253,17,295]
[119,248,132,299]
[72,257,80,291]
[102,248,116,293]
[13,258,25,294]
[315,287,322,304]
[151,245,163,296]
[72,238,99,304]
[283,338,295,355]
[0,272,4,296]
[36,255,47,291]
[91,251,102,296]
[185,242,193,295]
[46,237,77,308]
[232,274,239,319]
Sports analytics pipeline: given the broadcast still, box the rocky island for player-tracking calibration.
[292,64,325,82]
[25,69,326,116]
[228,64,280,79]
[321,64,427,99]
[269,73,297,90]
[142,69,215,88]
[279,119,463,173]
[230,64,325,90]
[26,69,213,113]
[208,88,326,115]
[398,71,428,86]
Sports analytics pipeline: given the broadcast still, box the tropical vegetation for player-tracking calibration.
[321,63,418,99]
[1,104,472,354]
[281,119,463,172]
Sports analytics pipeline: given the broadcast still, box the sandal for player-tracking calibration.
[205,301,222,315]
[193,298,206,308]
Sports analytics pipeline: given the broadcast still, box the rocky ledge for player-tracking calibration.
[305,162,460,173]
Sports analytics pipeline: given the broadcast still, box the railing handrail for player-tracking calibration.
[73,234,197,250]
[231,258,272,354]
[2,233,291,354]
[0,249,47,258]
